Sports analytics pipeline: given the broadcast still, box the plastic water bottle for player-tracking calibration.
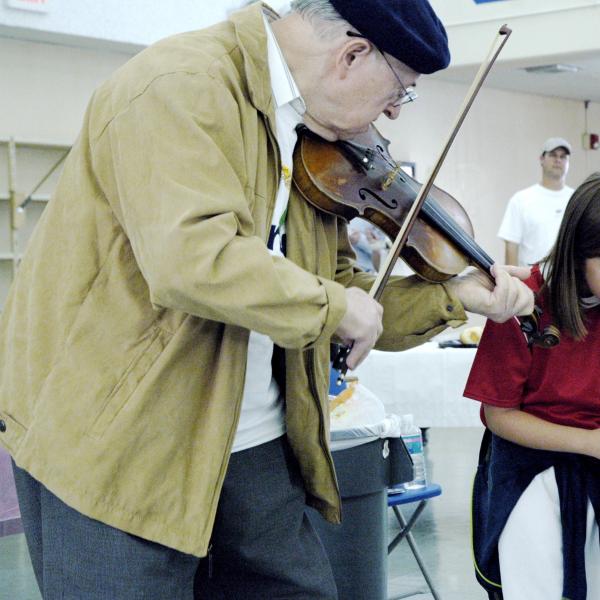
[401,414,427,489]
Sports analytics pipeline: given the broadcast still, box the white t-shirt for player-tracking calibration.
[231,14,305,452]
[497,183,573,266]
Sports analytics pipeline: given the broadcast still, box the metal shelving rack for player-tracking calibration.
[0,138,70,267]
[0,138,71,306]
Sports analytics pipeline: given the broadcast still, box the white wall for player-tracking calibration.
[429,0,600,66]
[0,0,289,50]
[0,37,133,141]
[376,78,600,267]
[0,36,133,307]
[431,0,600,26]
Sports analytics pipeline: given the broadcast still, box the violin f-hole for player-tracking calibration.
[357,188,398,210]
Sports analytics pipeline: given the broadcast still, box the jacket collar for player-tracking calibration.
[229,3,278,117]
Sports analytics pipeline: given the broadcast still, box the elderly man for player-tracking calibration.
[0,1,532,598]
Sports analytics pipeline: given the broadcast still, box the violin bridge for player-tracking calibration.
[382,165,400,191]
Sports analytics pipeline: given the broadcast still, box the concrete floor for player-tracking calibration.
[0,532,39,600]
[0,427,487,600]
[387,426,488,600]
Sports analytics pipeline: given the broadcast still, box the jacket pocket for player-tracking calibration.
[86,326,169,439]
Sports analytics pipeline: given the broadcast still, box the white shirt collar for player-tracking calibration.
[581,296,600,308]
[262,14,306,116]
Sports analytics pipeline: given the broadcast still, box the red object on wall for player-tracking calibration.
[583,133,600,150]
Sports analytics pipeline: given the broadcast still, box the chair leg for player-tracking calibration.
[393,507,442,600]
[388,501,427,554]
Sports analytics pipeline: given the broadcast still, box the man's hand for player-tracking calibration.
[502,264,532,281]
[335,287,383,369]
[446,265,534,323]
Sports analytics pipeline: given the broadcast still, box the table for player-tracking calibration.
[353,341,483,428]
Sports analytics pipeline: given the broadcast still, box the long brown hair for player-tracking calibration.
[542,172,600,339]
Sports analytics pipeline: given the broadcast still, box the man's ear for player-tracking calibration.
[340,38,373,71]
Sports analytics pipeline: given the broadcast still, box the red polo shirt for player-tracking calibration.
[464,266,600,429]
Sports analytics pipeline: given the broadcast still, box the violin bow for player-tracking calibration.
[333,25,512,382]
[371,25,512,299]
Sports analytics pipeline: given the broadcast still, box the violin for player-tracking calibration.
[292,124,560,349]
[292,25,559,382]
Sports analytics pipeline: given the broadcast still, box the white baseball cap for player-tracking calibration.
[541,137,571,155]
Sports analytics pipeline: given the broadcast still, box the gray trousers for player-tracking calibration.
[12,436,337,599]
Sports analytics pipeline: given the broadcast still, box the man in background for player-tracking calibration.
[498,137,574,266]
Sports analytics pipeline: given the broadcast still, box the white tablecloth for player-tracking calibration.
[353,341,483,428]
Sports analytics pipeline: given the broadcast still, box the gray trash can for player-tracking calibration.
[308,436,413,600]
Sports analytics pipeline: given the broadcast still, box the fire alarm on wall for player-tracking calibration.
[582,133,600,151]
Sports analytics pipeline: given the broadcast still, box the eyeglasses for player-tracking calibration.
[346,31,418,107]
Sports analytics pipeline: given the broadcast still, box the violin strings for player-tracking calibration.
[353,151,493,273]
[426,202,494,269]
[396,171,494,271]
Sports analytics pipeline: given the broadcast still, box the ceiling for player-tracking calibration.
[435,49,600,105]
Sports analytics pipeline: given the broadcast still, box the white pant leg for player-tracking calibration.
[499,467,563,600]
[498,466,600,600]
[584,494,600,596]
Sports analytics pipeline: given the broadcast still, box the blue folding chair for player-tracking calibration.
[387,483,443,600]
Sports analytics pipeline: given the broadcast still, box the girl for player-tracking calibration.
[464,172,600,600]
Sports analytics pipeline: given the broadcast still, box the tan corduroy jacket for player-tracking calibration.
[0,4,466,556]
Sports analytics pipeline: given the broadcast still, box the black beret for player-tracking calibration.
[329,0,450,75]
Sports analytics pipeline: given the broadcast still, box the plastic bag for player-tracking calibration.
[329,379,402,451]
[330,379,385,430]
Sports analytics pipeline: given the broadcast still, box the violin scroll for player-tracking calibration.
[519,306,560,348]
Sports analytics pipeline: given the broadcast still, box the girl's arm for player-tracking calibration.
[484,405,600,460]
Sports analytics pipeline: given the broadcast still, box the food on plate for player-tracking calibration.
[329,377,386,430]
[459,325,484,345]
[329,378,358,411]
